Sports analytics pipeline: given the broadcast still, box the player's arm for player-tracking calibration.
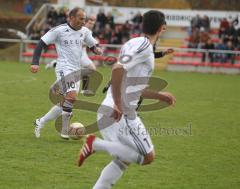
[30,40,48,73]
[141,89,176,106]
[84,28,102,55]
[111,63,124,121]
[89,44,102,55]
[154,48,174,58]
[30,27,58,73]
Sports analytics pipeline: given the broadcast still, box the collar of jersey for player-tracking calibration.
[67,23,78,31]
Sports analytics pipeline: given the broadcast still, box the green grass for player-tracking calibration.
[0,61,240,189]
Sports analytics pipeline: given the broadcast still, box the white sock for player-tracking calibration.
[61,111,72,135]
[39,105,62,128]
[93,159,127,189]
[93,138,144,164]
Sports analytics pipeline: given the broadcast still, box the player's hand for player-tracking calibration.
[30,65,39,73]
[95,47,103,55]
[111,104,122,122]
[158,92,176,106]
[164,48,174,55]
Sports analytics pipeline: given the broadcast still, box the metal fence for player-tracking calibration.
[0,38,240,65]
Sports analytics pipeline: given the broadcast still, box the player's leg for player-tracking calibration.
[93,159,128,189]
[56,70,80,139]
[56,69,80,139]
[121,115,155,165]
[78,113,144,166]
[81,75,90,91]
[92,116,155,189]
[80,54,96,95]
[81,62,96,92]
[92,136,144,164]
[78,125,138,189]
[78,131,144,167]
[34,104,62,138]
[34,69,79,138]
[60,90,78,139]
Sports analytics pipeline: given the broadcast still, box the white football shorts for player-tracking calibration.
[55,69,80,94]
[97,97,154,156]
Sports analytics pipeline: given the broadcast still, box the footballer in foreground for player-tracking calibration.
[77,10,176,189]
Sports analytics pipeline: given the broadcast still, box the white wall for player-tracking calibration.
[58,0,86,9]
[86,5,240,28]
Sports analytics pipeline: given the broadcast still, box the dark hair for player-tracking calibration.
[68,7,84,17]
[143,10,166,35]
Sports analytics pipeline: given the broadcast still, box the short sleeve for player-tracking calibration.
[41,27,58,45]
[118,38,152,71]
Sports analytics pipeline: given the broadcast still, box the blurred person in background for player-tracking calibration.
[202,38,215,63]
[24,0,33,15]
[121,21,131,43]
[219,18,229,39]
[226,40,235,64]
[201,15,210,32]
[103,24,112,44]
[97,8,107,30]
[47,6,58,26]
[224,22,237,43]
[188,28,200,48]
[131,11,143,34]
[57,8,68,25]
[198,27,210,49]
[106,12,115,30]
[191,14,201,30]
[236,27,240,50]
[214,39,227,63]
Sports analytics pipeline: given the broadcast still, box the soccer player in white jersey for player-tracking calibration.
[80,15,98,95]
[77,10,176,188]
[45,15,97,95]
[30,7,102,139]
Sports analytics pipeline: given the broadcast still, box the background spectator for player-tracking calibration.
[219,18,229,39]
[198,27,210,48]
[103,24,112,44]
[96,9,107,30]
[106,12,115,29]
[224,22,237,43]
[57,8,67,25]
[236,28,240,50]
[23,0,33,15]
[201,15,210,32]
[186,14,240,64]
[202,38,215,62]
[131,11,143,34]
[188,28,199,48]
[226,40,235,64]
[47,7,58,26]
[30,20,42,40]
[214,39,227,63]
[191,14,201,29]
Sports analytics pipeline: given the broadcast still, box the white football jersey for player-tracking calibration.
[41,24,97,71]
[105,36,154,118]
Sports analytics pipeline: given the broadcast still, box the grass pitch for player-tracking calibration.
[0,61,239,189]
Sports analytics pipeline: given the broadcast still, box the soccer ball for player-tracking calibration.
[68,122,85,140]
